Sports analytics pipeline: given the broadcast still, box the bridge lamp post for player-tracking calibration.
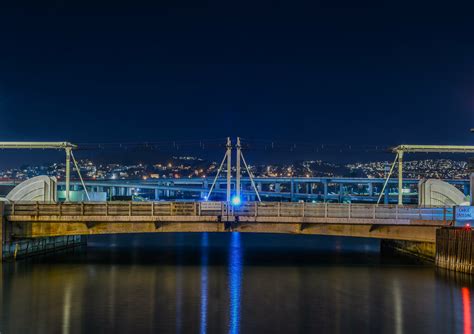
[236,137,241,201]
[398,149,404,205]
[65,147,72,202]
[226,138,232,203]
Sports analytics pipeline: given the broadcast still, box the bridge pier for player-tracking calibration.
[381,239,435,262]
[436,227,474,274]
[2,235,86,261]
[380,227,474,272]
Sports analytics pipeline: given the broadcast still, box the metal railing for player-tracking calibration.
[4,202,454,222]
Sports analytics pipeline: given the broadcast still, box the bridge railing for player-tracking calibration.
[4,202,199,217]
[4,201,454,222]
[232,202,453,221]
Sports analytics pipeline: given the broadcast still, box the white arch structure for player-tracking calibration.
[418,179,468,206]
[6,175,57,202]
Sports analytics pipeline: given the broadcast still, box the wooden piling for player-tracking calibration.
[436,227,474,274]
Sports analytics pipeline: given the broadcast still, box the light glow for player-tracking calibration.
[231,196,242,206]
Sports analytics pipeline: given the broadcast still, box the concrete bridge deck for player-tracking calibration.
[3,202,453,243]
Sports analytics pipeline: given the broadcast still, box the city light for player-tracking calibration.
[1,157,470,182]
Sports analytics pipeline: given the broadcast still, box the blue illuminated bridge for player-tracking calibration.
[53,177,470,204]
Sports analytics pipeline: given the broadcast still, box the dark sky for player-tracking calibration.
[0,0,473,165]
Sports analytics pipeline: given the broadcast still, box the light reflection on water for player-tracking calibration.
[175,233,184,334]
[200,233,209,334]
[463,287,472,334]
[392,279,403,334]
[228,232,242,334]
[0,233,473,334]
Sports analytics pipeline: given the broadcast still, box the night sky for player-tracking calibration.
[1,1,474,165]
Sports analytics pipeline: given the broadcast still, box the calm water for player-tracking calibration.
[1,233,473,334]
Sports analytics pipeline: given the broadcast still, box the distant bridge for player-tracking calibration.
[56,177,470,203]
[3,201,453,243]
[1,177,469,203]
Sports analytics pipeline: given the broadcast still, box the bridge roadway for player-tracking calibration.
[3,202,454,243]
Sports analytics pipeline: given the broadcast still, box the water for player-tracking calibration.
[1,233,473,334]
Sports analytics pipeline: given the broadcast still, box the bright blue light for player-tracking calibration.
[231,196,242,206]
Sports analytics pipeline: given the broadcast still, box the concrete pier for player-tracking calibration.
[2,235,86,261]
[1,201,86,261]
[383,227,474,273]
[436,227,474,275]
[381,239,436,262]
[2,235,87,261]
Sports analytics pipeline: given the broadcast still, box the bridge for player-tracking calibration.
[0,140,472,273]
[3,201,453,243]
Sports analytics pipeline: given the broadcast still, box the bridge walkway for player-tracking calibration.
[3,202,454,242]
